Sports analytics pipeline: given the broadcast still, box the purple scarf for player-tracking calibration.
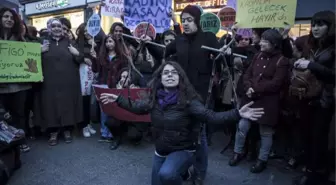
[157,89,178,109]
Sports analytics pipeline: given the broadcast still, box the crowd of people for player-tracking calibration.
[0,4,335,185]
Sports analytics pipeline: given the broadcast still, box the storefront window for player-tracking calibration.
[289,20,311,39]
[32,11,84,36]
[101,15,122,34]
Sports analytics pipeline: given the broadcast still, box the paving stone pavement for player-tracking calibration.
[7,132,298,185]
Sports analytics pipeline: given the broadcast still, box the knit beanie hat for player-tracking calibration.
[181,5,201,29]
[261,29,283,50]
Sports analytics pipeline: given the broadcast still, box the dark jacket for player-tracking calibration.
[33,36,83,130]
[164,31,221,100]
[116,96,240,155]
[307,45,335,109]
[242,51,289,126]
[92,55,127,88]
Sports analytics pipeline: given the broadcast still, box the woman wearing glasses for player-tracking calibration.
[100,61,264,185]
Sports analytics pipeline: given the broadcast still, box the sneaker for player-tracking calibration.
[20,144,30,153]
[83,127,91,138]
[87,124,96,135]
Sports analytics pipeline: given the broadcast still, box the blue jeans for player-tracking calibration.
[152,151,195,185]
[194,126,208,180]
[100,107,112,138]
[234,118,274,161]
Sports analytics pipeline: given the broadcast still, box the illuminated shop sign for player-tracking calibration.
[174,0,227,11]
[35,0,70,10]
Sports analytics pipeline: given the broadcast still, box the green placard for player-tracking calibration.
[200,12,221,34]
[0,40,43,83]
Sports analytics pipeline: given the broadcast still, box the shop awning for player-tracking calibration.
[1,0,21,9]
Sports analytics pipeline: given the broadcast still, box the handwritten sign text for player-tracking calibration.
[0,40,43,83]
[124,0,172,33]
[236,0,297,28]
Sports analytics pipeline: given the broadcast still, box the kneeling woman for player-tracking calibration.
[100,61,264,185]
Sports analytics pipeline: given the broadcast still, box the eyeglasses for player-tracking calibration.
[181,17,194,23]
[51,24,62,28]
[162,70,178,76]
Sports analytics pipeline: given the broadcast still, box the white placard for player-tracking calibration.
[101,0,124,18]
[86,14,101,38]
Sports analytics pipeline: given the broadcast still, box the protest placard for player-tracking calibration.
[236,0,297,28]
[0,40,42,83]
[93,85,151,122]
[200,12,221,34]
[217,7,236,29]
[134,22,157,39]
[124,0,172,33]
[86,14,101,38]
[237,28,252,38]
[101,0,124,18]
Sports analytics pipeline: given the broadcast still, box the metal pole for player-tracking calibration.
[201,45,240,108]
[122,33,166,48]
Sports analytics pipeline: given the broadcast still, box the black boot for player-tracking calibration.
[286,157,299,170]
[109,137,121,150]
[63,131,73,143]
[250,159,267,173]
[229,153,244,166]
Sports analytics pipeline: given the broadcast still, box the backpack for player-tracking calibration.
[289,67,322,99]
[288,46,334,99]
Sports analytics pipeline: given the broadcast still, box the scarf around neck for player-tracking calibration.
[156,89,178,109]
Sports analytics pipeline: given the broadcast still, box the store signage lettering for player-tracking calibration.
[174,0,227,11]
[35,0,70,10]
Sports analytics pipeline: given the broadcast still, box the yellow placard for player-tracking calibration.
[236,0,297,28]
[0,40,43,83]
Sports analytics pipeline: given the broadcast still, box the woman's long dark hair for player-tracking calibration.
[109,22,124,35]
[22,21,36,41]
[0,8,23,40]
[98,34,128,66]
[76,23,87,55]
[307,11,335,51]
[147,61,202,109]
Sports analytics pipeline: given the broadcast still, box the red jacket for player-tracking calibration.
[242,51,289,126]
[92,55,127,88]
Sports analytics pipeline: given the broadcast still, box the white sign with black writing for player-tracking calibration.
[86,14,101,38]
[101,0,124,18]
[124,0,172,33]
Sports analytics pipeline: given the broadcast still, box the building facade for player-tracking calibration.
[17,0,336,37]
[20,0,86,35]
[290,0,335,37]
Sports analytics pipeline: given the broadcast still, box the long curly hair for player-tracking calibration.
[307,11,335,51]
[146,61,202,109]
[0,8,23,40]
[98,34,129,66]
